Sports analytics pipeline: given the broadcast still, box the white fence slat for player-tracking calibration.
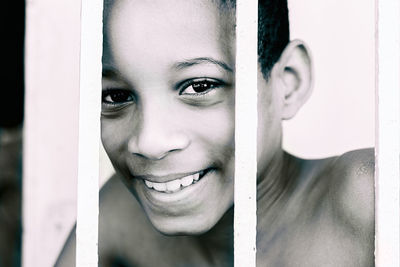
[234,1,258,266]
[75,0,103,265]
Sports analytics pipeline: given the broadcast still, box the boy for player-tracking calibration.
[57,0,374,266]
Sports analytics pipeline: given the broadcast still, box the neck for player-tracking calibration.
[197,206,234,265]
[256,149,301,229]
[193,149,301,263]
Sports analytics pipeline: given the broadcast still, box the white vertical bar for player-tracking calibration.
[234,1,258,266]
[75,0,103,265]
[376,0,400,265]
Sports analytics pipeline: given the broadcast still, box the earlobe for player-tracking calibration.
[274,40,313,120]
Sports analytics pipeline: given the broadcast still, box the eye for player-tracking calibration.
[179,79,222,96]
[102,89,134,105]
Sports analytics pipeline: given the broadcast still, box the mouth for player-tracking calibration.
[142,169,211,194]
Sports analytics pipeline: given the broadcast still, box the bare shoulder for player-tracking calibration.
[55,175,148,266]
[54,224,76,267]
[99,174,152,256]
[99,173,141,219]
[99,173,153,240]
[290,149,375,266]
[328,148,375,234]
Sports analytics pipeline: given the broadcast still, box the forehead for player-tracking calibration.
[103,0,235,70]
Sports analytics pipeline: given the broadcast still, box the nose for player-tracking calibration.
[128,104,190,160]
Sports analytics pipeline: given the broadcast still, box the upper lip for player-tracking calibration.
[131,170,204,183]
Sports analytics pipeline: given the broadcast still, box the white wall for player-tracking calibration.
[23,0,80,266]
[284,0,375,158]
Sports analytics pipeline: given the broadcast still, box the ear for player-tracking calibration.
[271,40,313,120]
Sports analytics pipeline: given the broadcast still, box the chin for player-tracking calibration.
[147,211,219,236]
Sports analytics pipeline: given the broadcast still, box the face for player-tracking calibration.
[102,0,236,235]
[101,0,285,236]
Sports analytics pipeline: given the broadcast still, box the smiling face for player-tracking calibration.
[101,0,299,236]
[102,0,236,235]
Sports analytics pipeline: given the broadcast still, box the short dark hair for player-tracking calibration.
[220,0,290,78]
[258,0,290,79]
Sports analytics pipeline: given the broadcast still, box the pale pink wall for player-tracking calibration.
[284,0,375,158]
[23,0,80,266]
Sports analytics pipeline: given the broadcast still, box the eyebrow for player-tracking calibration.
[173,57,234,73]
[102,66,119,78]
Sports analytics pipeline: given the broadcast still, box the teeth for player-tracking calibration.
[181,174,194,187]
[166,179,181,192]
[153,182,167,192]
[144,180,153,188]
[144,170,207,192]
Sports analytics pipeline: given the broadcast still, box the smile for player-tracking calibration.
[143,169,209,193]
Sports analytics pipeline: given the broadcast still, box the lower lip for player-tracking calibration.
[140,170,212,205]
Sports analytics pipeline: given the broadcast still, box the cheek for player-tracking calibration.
[101,116,130,161]
[186,102,235,155]
[201,110,234,145]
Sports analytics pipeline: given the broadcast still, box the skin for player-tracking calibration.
[56,0,375,266]
[101,0,235,235]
